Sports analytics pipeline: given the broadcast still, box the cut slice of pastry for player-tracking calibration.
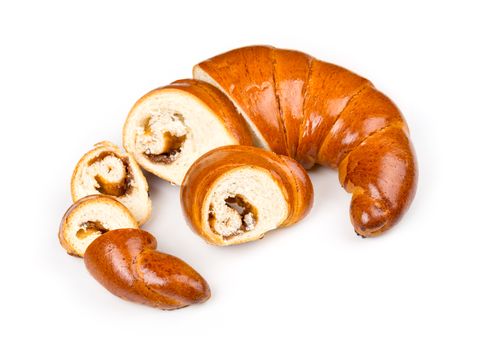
[123,79,253,185]
[71,141,151,225]
[58,195,138,257]
[181,145,314,245]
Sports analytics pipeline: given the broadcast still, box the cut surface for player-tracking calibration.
[71,142,151,225]
[124,89,242,185]
[202,166,288,244]
[139,111,188,164]
[59,196,138,257]
[87,152,130,196]
[193,66,270,150]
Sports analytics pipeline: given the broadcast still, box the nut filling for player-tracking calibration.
[137,111,188,164]
[76,221,109,239]
[209,195,258,239]
[87,152,132,197]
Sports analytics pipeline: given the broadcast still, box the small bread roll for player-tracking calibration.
[71,141,151,225]
[123,79,253,185]
[58,195,138,257]
[181,145,314,245]
[84,228,211,310]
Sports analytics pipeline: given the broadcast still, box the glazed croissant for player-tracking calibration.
[193,46,417,237]
[181,145,313,245]
[84,228,211,309]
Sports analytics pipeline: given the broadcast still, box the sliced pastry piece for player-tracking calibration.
[181,145,313,245]
[71,141,151,225]
[58,195,138,257]
[123,79,253,185]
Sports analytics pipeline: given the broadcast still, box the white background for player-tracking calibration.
[1,0,482,349]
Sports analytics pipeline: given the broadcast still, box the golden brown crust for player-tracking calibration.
[180,145,313,245]
[295,61,372,169]
[318,87,407,168]
[338,127,417,237]
[195,46,289,155]
[273,49,313,158]
[84,228,211,309]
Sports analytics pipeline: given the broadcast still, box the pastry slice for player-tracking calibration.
[59,195,138,257]
[181,145,313,245]
[123,79,253,185]
[71,141,151,225]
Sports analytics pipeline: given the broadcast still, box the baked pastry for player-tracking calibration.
[58,195,138,257]
[181,145,313,245]
[123,79,253,185]
[71,141,151,225]
[192,46,417,237]
[84,228,211,310]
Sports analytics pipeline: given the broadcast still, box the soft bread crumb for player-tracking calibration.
[60,196,138,257]
[123,90,240,185]
[71,144,151,225]
[204,166,288,243]
[136,111,187,156]
[86,155,126,187]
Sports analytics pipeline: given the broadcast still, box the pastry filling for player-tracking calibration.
[209,195,258,238]
[87,152,132,197]
[76,221,109,239]
[137,111,188,164]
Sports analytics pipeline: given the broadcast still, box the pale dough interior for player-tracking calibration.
[124,89,241,185]
[202,166,288,244]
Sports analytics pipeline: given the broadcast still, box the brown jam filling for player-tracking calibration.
[209,195,258,239]
[144,132,187,164]
[88,151,132,197]
[76,221,109,239]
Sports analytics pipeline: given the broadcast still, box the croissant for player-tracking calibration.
[123,79,253,185]
[181,145,313,245]
[192,46,417,237]
[58,195,138,257]
[71,141,151,225]
[84,228,211,309]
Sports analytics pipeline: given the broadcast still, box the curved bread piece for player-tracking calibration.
[71,141,151,225]
[123,79,253,185]
[181,145,313,245]
[84,228,211,310]
[194,46,417,237]
[58,195,138,257]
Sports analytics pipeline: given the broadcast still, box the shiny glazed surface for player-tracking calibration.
[84,229,211,309]
[195,46,417,237]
